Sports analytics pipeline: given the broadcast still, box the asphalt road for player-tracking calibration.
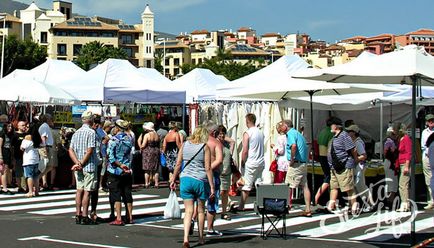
[0,187,433,248]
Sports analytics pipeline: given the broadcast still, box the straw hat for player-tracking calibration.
[81,110,93,120]
[345,124,360,133]
[115,119,129,130]
[0,114,8,123]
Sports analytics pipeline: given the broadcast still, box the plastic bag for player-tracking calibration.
[164,190,181,219]
[160,153,167,167]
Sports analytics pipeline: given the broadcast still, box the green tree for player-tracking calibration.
[154,49,163,73]
[0,35,47,77]
[75,41,128,71]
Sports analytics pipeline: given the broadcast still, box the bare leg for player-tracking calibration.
[315,183,329,205]
[126,203,133,221]
[154,173,159,187]
[238,190,249,210]
[81,191,90,217]
[221,190,229,215]
[144,172,150,187]
[34,178,39,196]
[328,189,338,210]
[197,200,206,245]
[183,199,194,244]
[114,201,122,221]
[1,172,7,192]
[50,168,56,186]
[303,183,311,212]
[26,178,34,197]
[75,189,84,216]
[207,212,216,231]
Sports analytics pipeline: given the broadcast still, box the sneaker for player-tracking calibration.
[75,215,82,224]
[206,230,222,237]
[423,203,434,210]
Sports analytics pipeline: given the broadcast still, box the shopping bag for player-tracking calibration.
[160,153,167,167]
[38,158,48,173]
[269,159,278,172]
[164,190,181,219]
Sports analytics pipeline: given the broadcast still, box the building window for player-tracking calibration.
[57,44,67,56]
[40,32,48,44]
[121,34,133,44]
[23,23,32,40]
[146,60,152,68]
[73,44,82,56]
[174,68,180,76]
[174,58,180,66]
[165,58,170,66]
[122,47,133,57]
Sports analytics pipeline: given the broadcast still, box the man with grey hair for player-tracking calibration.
[38,114,55,190]
[283,119,312,216]
[203,120,223,237]
[69,110,98,225]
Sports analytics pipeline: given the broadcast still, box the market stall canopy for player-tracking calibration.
[59,59,186,104]
[137,68,172,84]
[173,68,229,103]
[0,69,78,104]
[30,58,86,85]
[293,45,434,86]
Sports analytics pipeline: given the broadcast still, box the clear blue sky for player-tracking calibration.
[20,0,434,42]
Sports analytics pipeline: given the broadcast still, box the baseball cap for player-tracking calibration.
[425,114,434,121]
[329,116,343,126]
[346,124,360,133]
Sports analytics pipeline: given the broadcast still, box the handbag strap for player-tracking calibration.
[182,143,206,171]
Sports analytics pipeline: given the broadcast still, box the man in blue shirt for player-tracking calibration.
[283,120,311,217]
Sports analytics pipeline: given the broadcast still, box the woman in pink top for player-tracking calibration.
[396,123,412,212]
[271,121,289,183]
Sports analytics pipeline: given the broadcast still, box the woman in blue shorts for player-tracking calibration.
[20,123,42,197]
[170,126,215,248]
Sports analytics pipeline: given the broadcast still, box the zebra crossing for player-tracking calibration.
[1,189,433,244]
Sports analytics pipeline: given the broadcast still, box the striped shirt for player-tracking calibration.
[328,130,355,169]
[70,124,97,173]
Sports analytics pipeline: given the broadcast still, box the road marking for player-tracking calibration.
[0,189,77,199]
[299,236,434,247]
[18,235,130,248]
[350,217,434,241]
[28,197,181,215]
[292,211,416,238]
[0,194,158,211]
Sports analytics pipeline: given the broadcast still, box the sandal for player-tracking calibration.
[299,210,312,217]
[182,242,190,248]
[109,219,125,226]
[221,213,231,221]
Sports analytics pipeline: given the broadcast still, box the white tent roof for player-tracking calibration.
[60,59,185,103]
[173,68,229,103]
[0,69,77,104]
[137,68,172,84]
[31,58,86,85]
[294,45,434,86]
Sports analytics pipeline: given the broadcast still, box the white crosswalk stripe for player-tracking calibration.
[1,190,432,243]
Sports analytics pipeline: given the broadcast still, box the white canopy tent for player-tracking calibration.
[0,69,77,104]
[31,58,86,85]
[173,68,229,103]
[137,68,172,84]
[295,45,434,244]
[58,59,186,104]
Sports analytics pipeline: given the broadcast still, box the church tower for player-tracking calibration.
[141,4,154,68]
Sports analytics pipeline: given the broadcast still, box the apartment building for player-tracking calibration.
[8,1,154,68]
[396,28,434,54]
[155,40,190,78]
[0,13,21,39]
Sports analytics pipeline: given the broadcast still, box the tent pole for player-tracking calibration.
[308,91,315,200]
[182,103,186,134]
[379,102,383,160]
[410,76,417,246]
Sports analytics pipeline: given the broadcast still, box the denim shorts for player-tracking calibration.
[180,176,209,201]
[207,173,221,213]
[23,164,40,179]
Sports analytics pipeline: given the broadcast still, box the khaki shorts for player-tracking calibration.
[330,168,354,192]
[38,147,56,170]
[285,162,307,188]
[75,170,98,191]
[220,174,231,191]
[242,165,264,191]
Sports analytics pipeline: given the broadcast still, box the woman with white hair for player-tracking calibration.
[138,122,160,188]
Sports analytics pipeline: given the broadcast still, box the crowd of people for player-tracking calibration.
[1,109,433,247]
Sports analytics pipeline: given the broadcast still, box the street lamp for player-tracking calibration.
[0,14,6,79]
[157,38,166,77]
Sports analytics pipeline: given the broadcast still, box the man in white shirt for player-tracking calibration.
[421,114,434,210]
[236,113,264,211]
[38,114,55,190]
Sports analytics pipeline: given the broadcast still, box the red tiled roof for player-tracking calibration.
[262,33,280,38]
[347,49,363,57]
[238,27,251,32]
[191,29,209,35]
[407,28,434,36]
